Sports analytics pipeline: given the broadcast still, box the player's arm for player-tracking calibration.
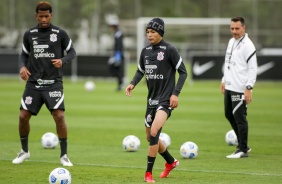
[169,46,188,97]
[60,30,76,65]
[18,31,31,81]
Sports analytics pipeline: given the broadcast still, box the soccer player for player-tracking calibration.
[125,18,187,182]
[12,1,76,166]
[220,17,257,159]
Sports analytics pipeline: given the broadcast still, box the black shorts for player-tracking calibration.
[20,87,65,115]
[144,105,172,128]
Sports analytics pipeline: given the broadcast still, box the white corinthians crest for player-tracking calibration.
[25,96,33,105]
[50,33,57,42]
[157,52,164,61]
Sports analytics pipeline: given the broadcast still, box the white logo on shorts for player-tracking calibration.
[25,96,33,105]
[146,114,152,123]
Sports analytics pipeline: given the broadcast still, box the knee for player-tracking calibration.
[19,110,31,123]
[52,110,65,123]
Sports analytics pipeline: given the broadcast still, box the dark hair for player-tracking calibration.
[36,1,52,13]
[231,17,245,26]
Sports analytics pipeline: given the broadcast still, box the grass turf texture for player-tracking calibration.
[0,63,282,183]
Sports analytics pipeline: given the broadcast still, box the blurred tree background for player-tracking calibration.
[0,0,281,59]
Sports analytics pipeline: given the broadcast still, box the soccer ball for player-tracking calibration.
[180,141,199,159]
[225,130,238,146]
[84,81,95,91]
[159,132,171,148]
[122,135,141,152]
[41,132,59,149]
[49,167,71,184]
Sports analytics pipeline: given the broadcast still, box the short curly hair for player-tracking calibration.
[36,1,52,13]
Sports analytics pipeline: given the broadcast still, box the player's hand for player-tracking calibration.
[19,67,31,81]
[244,89,252,104]
[220,83,225,94]
[125,84,135,96]
[51,59,63,68]
[170,95,179,109]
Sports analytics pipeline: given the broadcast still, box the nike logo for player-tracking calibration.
[193,61,215,75]
[55,98,60,102]
[145,56,149,58]
[32,37,38,40]
[257,61,275,75]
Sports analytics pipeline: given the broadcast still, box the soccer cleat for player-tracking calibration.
[144,172,155,183]
[159,159,179,178]
[60,154,73,166]
[226,149,248,159]
[12,149,30,164]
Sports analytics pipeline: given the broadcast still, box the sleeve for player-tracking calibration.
[18,31,30,70]
[169,45,188,96]
[245,42,257,88]
[130,49,145,86]
[60,30,76,65]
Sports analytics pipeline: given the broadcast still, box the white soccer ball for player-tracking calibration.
[84,81,95,91]
[159,132,171,148]
[41,132,59,149]
[225,130,238,146]
[49,167,71,184]
[122,135,141,152]
[180,141,199,159]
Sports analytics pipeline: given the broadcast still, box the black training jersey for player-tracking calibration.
[131,39,187,108]
[18,24,76,90]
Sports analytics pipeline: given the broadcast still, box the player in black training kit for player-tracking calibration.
[126,18,187,182]
[12,1,76,166]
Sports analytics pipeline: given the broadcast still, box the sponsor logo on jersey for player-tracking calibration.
[25,96,33,105]
[52,29,59,33]
[37,79,55,85]
[157,52,164,61]
[30,29,38,33]
[145,65,163,80]
[33,44,55,59]
[33,41,38,45]
[49,91,62,98]
[148,98,159,105]
[50,33,57,42]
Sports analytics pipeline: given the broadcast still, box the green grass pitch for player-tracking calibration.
[0,63,282,183]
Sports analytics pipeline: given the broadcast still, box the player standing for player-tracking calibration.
[125,18,187,182]
[220,17,257,158]
[12,1,76,166]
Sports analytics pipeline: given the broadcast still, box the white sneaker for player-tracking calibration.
[12,149,30,164]
[60,154,73,166]
[226,150,248,159]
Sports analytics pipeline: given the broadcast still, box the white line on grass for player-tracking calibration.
[2,158,282,177]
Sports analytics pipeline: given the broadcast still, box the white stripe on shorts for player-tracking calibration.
[54,94,64,109]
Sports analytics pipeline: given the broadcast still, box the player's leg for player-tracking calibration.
[44,89,72,166]
[13,88,43,164]
[144,126,156,183]
[18,109,32,152]
[156,108,179,178]
[232,92,249,153]
[226,91,249,158]
[224,90,240,143]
